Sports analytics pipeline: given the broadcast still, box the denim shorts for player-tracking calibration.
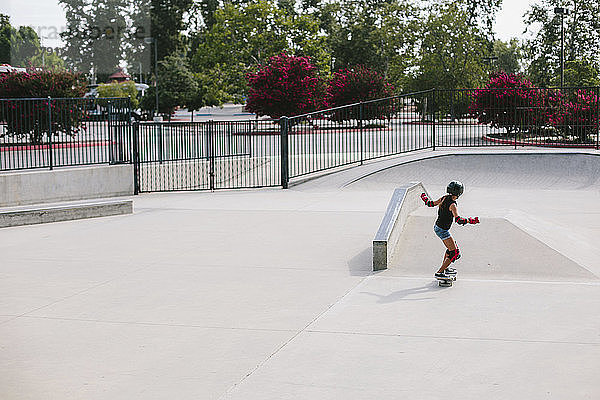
[434,225,452,240]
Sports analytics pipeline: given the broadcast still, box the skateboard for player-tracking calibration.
[436,272,456,287]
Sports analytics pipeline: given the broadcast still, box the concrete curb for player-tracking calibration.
[373,181,427,271]
[0,199,133,228]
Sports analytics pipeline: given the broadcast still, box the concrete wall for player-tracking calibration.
[373,182,427,271]
[0,165,134,207]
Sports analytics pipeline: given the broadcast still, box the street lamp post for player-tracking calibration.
[554,7,569,88]
[482,56,499,71]
[144,37,159,118]
[40,35,49,67]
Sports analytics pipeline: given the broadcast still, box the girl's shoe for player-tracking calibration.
[435,272,450,279]
[445,267,457,275]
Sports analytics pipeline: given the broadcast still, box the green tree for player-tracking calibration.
[319,0,419,88]
[198,0,219,29]
[408,2,494,120]
[60,0,129,78]
[140,54,198,116]
[9,26,65,69]
[97,80,140,108]
[124,1,152,82]
[190,71,226,110]
[191,1,285,102]
[524,0,600,86]
[409,2,491,92]
[29,49,65,70]
[563,60,600,87]
[0,14,10,64]
[462,0,503,42]
[0,16,65,69]
[10,26,39,65]
[190,0,328,102]
[148,0,195,65]
[493,39,523,74]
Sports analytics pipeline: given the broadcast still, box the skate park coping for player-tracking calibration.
[373,181,427,271]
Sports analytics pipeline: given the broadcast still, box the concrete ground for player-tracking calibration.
[1,149,599,399]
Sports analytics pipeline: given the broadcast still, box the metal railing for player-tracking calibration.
[134,119,281,192]
[433,87,600,149]
[283,90,435,184]
[0,97,132,171]
[2,88,599,193]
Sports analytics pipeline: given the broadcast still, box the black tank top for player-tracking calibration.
[435,195,456,230]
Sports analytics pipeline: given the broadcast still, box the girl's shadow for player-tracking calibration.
[361,281,446,303]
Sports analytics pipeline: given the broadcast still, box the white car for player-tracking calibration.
[0,64,27,74]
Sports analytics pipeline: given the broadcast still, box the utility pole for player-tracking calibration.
[144,37,159,118]
[554,7,569,87]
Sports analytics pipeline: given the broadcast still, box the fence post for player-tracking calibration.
[513,89,517,150]
[280,117,289,189]
[432,90,436,151]
[107,100,115,164]
[208,120,215,191]
[596,86,599,150]
[123,97,131,163]
[359,102,364,165]
[47,96,53,170]
[158,121,163,164]
[132,121,140,195]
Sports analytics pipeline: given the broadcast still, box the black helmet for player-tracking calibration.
[447,181,464,197]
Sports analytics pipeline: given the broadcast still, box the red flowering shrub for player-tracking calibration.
[0,70,87,98]
[0,70,88,143]
[550,90,599,143]
[469,72,555,134]
[327,66,394,121]
[245,53,327,119]
[471,72,598,143]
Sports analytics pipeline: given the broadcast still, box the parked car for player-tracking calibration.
[0,64,26,75]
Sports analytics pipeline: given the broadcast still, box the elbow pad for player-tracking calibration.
[421,193,435,207]
[455,216,468,225]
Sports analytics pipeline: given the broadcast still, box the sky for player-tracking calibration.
[1,0,539,49]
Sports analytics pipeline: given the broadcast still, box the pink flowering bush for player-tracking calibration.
[245,53,327,119]
[550,89,599,143]
[327,66,394,121]
[471,72,598,142]
[0,70,88,143]
[469,72,554,134]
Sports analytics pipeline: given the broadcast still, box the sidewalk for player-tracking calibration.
[0,150,598,399]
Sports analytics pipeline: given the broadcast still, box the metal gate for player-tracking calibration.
[133,120,282,193]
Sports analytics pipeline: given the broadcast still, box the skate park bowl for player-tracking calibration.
[360,152,600,278]
[2,149,600,399]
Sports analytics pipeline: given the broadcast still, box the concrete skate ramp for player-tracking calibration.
[389,215,598,282]
[348,153,600,191]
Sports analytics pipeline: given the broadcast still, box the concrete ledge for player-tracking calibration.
[0,165,134,207]
[373,182,427,271]
[0,199,133,228]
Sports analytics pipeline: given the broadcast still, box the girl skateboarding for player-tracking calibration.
[420,181,479,279]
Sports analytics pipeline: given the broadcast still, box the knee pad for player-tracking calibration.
[445,248,461,263]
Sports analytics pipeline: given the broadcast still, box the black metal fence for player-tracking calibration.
[433,87,600,148]
[0,97,132,171]
[2,89,599,193]
[283,90,435,183]
[134,120,281,192]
